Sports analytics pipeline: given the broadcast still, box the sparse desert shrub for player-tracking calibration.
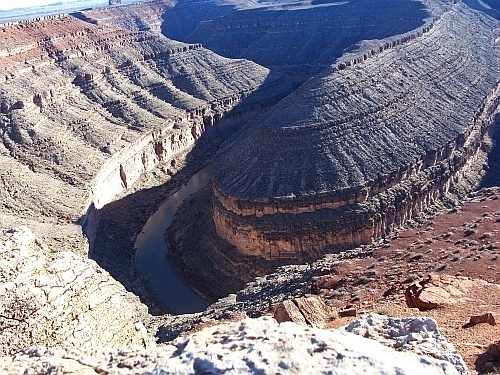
[355,276,371,285]
[331,289,343,297]
[436,264,447,271]
[365,269,377,277]
[451,255,461,262]
[464,228,477,236]
[374,308,396,317]
[481,232,492,239]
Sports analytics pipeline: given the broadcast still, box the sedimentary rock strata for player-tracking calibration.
[0,13,292,252]
[74,0,174,32]
[162,0,436,83]
[211,2,500,261]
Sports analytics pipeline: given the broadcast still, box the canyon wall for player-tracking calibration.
[211,2,500,261]
[161,0,444,83]
[0,13,292,254]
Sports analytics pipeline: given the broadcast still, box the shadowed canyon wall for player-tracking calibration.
[160,0,436,83]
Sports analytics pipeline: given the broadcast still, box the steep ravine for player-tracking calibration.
[0,13,293,316]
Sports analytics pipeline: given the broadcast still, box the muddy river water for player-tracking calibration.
[134,165,213,314]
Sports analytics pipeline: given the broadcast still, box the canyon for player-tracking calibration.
[0,0,500,372]
[168,0,500,299]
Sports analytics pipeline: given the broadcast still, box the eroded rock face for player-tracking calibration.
[211,2,500,262]
[0,13,292,254]
[0,227,150,356]
[0,317,463,374]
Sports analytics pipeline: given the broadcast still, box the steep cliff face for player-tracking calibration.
[209,3,500,261]
[161,0,435,82]
[0,14,292,252]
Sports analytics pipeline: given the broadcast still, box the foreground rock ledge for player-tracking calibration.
[0,227,150,356]
[0,316,463,374]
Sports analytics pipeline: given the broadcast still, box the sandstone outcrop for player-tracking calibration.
[404,274,497,311]
[0,316,464,374]
[272,296,336,328]
[0,226,150,356]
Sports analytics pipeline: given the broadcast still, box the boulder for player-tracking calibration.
[273,299,308,326]
[404,274,489,311]
[344,313,468,375]
[273,296,335,328]
[469,312,496,326]
[487,340,500,357]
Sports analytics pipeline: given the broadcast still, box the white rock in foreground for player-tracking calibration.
[0,227,150,355]
[344,313,468,375]
[0,316,461,374]
[158,316,459,375]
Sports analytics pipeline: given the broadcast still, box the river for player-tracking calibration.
[134,165,212,315]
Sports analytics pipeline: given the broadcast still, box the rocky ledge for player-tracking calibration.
[0,226,150,356]
[0,315,466,374]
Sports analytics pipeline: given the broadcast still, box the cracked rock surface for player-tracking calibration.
[0,227,150,356]
[345,314,468,375]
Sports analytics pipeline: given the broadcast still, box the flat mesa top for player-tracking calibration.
[214,4,500,200]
